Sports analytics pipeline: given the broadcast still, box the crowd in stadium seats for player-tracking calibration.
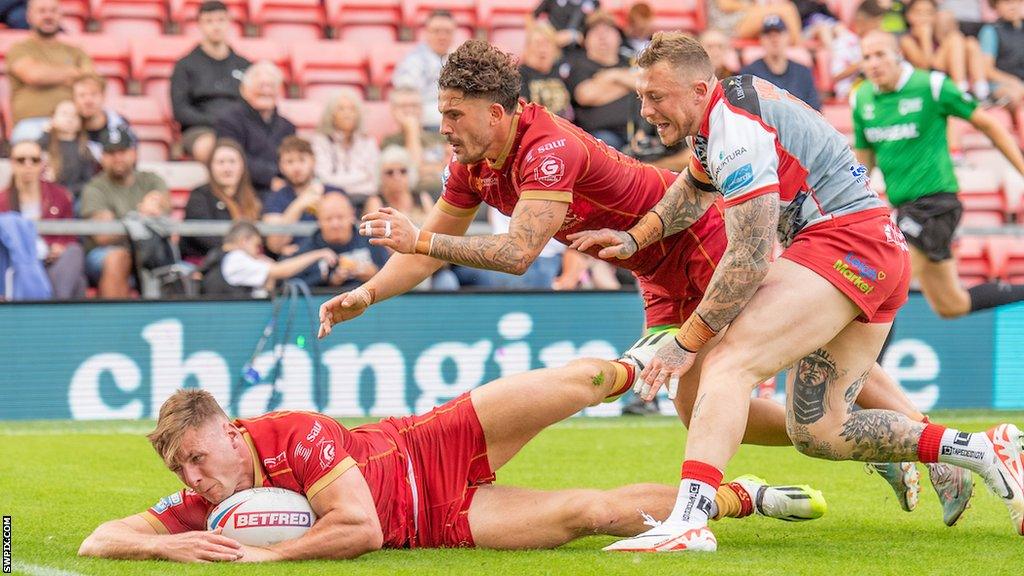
[1,0,1024,301]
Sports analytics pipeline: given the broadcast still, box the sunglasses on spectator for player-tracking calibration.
[13,156,42,165]
[384,168,409,176]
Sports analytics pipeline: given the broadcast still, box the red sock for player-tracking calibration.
[681,459,724,489]
[917,423,947,463]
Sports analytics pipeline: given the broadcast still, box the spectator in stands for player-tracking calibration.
[831,0,887,100]
[979,0,1024,109]
[533,0,598,50]
[519,22,573,120]
[705,0,803,45]
[854,31,1024,319]
[392,9,456,130]
[794,0,841,45]
[311,88,380,207]
[877,0,908,33]
[564,11,637,150]
[80,125,170,298]
[740,15,822,111]
[293,193,386,290]
[216,61,295,196]
[552,249,620,290]
[0,0,28,29]
[622,2,655,56]
[72,74,134,161]
[181,139,263,261]
[901,0,990,101]
[171,1,251,164]
[381,87,450,197]
[7,0,93,142]
[700,29,739,80]
[0,140,86,299]
[485,206,565,289]
[200,221,337,297]
[39,100,98,201]
[263,136,347,255]
[939,0,985,37]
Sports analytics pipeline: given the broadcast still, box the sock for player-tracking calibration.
[714,482,754,519]
[668,460,722,526]
[968,282,1024,312]
[920,423,992,473]
[604,361,635,401]
[973,80,991,100]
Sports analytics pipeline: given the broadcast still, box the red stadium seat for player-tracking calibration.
[489,27,526,56]
[960,210,1005,229]
[290,42,369,99]
[362,100,399,144]
[955,235,990,286]
[249,0,325,41]
[990,237,1024,284]
[337,25,400,43]
[108,95,173,161]
[401,0,476,32]
[276,98,323,135]
[130,36,197,98]
[232,37,291,83]
[957,166,1006,222]
[369,42,417,93]
[61,0,91,33]
[325,0,402,41]
[169,0,248,37]
[66,34,131,95]
[476,0,534,33]
[90,0,168,37]
[822,103,852,135]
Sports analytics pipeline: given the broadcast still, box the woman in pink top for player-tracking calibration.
[311,88,381,209]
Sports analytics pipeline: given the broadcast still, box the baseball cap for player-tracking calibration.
[100,124,138,153]
[761,14,787,34]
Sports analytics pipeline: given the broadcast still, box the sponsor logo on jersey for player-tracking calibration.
[833,253,885,294]
[898,98,923,115]
[293,442,312,462]
[234,511,313,528]
[263,451,287,470]
[318,438,336,470]
[534,155,565,187]
[714,147,748,181]
[862,104,875,120]
[153,492,183,514]
[722,163,754,195]
[536,139,566,155]
[863,123,919,143]
[305,421,322,442]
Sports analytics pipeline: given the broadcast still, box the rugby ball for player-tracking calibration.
[206,487,316,546]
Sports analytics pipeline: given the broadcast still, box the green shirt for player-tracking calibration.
[852,64,977,207]
[80,171,168,219]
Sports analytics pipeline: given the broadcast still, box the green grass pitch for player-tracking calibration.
[2,412,1022,576]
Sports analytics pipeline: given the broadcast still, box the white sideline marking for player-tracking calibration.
[13,562,88,576]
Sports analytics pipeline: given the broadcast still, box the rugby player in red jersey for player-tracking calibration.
[78,360,825,562]
[566,33,1024,552]
[319,39,970,522]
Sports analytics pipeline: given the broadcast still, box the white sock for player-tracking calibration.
[937,429,992,473]
[666,479,718,527]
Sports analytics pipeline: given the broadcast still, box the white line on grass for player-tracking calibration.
[13,562,87,576]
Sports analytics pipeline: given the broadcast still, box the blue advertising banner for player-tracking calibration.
[0,292,1014,420]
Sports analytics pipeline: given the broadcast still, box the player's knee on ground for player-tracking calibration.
[562,358,617,405]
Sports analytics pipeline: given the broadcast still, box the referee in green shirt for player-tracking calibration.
[853,30,1024,319]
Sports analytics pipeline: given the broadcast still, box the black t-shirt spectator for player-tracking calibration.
[740,59,822,111]
[215,102,295,194]
[171,47,250,132]
[293,228,389,289]
[564,53,634,143]
[180,184,233,260]
[520,63,573,119]
[533,0,599,33]
[38,133,99,201]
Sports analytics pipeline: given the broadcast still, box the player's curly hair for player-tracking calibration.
[439,39,521,113]
[636,31,713,78]
[148,389,229,468]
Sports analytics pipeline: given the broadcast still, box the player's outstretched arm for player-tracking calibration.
[318,203,474,338]
[638,193,779,400]
[78,513,243,562]
[239,466,383,562]
[567,168,717,259]
[969,107,1024,177]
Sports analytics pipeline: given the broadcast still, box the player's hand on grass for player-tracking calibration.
[318,286,375,338]
[236,544,282,563]
[162,529,243,562]
[638,338,695,402]
[565,228,638,260]
[360,207,420,254]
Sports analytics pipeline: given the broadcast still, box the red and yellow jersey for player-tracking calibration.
[439,100,718,277]
[143,411,416,548]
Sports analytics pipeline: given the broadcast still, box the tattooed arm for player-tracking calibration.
[567,168,717,259]
[695,193,779,330]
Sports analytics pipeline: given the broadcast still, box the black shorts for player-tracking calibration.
[895,193,962,262]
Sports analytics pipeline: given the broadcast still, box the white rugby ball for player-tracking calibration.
[206,487,316,546]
